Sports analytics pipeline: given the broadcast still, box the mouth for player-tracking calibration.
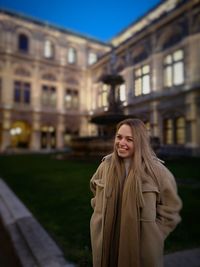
[118,147,128,153]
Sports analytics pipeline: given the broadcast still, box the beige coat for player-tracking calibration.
[90,158,182,267]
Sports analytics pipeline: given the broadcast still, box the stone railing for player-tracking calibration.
[0,178,75,267]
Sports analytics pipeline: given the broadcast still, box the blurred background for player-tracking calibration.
[0,0,200,266]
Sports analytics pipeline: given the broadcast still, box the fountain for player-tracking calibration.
[69,49,130,158]
[90,49,129,138]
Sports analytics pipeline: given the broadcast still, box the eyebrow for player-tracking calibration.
[116,134,133,138]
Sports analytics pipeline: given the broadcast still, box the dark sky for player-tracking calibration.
[0,0,162,42]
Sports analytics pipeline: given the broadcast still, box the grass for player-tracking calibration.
[0,154,200,266]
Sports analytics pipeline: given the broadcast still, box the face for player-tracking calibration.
[115,124,134,159]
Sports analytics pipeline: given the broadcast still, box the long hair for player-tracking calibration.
[107,118,160,204]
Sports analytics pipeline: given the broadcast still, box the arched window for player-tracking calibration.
[68,47,77,64]
[176,117,185,144]
[164,119,173,145]
[18,33,29,53]
[164,49,184,87]
[134,64,150,96]
[44,40,55,59]
[88,52,97,65]
[163,116,185,145]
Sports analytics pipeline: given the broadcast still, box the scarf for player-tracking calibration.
[102,158,144,267]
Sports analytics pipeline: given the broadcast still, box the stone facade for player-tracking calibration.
[0,9,111,151]
[89,0,200,156]
[0,0,200,156]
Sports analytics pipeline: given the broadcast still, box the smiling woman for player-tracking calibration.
[115,124,134,159]
[90,118,182,267]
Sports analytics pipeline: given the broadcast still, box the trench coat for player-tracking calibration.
[90,157,182,267]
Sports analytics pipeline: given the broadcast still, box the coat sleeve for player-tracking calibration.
[156,165,182,239]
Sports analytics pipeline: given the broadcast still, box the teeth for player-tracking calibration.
[119,148,127,151]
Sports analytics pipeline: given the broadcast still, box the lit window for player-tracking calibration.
[41,85,57,107]
[14,81,31,104]
[119,84,126,102]
[164,49,184,87]
[65,89,79,109]
[134,64,150,96]
[44,40,54,59]
[18,33,29,53]
[164,119,173,145]
[163,117,185,145]
[68,47,77,64]
[98,84,108,108]
[88,52,97,65]
[176,117,185,144]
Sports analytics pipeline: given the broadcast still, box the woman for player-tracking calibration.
[90,118,182,267]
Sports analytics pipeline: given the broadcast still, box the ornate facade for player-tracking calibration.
[0,0,200,155]
[88,0,200,156]
[0,9,111,150]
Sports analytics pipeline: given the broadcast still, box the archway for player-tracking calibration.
[10,121,31,148]
[41,125,56,149]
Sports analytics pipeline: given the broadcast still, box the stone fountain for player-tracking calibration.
[69,49,130,157]
[90,49,129,138]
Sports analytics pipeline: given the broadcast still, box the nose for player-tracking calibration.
[119,138,127,146]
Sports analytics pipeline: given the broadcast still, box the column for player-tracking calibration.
[1,110,11,151]
[30,112,41,150]
[56,115,64,149]
[151,101,159,137]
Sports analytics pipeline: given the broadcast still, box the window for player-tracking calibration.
[18,34,29,53]
[163,117,185,145]
[14,81,31,104]
[119,84,126,102]
[98,84,108,109]
[176,117,185,144]
[88,52,97,65]
[134,65,150,96]
[64,89,79,109]
[41,126,56,149]
[68,47,77,64]
[164,49,184,87]
[44,40,55,59]
[41,85,57,107]
[164,119,173,145]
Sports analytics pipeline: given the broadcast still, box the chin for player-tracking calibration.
[117,152,129,158]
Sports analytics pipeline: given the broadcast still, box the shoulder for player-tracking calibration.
[93,153,112,176]
[153,158,177,188]
[102,153,113,162]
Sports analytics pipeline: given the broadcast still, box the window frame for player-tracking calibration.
[163,49,184,88]
[18,33,29,53]
[44,39,55,59]
[41,84,57,108]
[13,81,31,104]
[134,64,151,97]
[64,88,79,109]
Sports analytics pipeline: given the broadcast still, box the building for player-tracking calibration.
[0,8,111,150]
[88,0,200,156]
[0,0,200,156]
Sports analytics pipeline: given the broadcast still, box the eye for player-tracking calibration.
[116,134,122,140]
[127,138,134,142]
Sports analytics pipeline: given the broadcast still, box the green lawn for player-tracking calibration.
[0,154,199,266]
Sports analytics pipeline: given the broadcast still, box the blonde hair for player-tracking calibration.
[108,118,160,202]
